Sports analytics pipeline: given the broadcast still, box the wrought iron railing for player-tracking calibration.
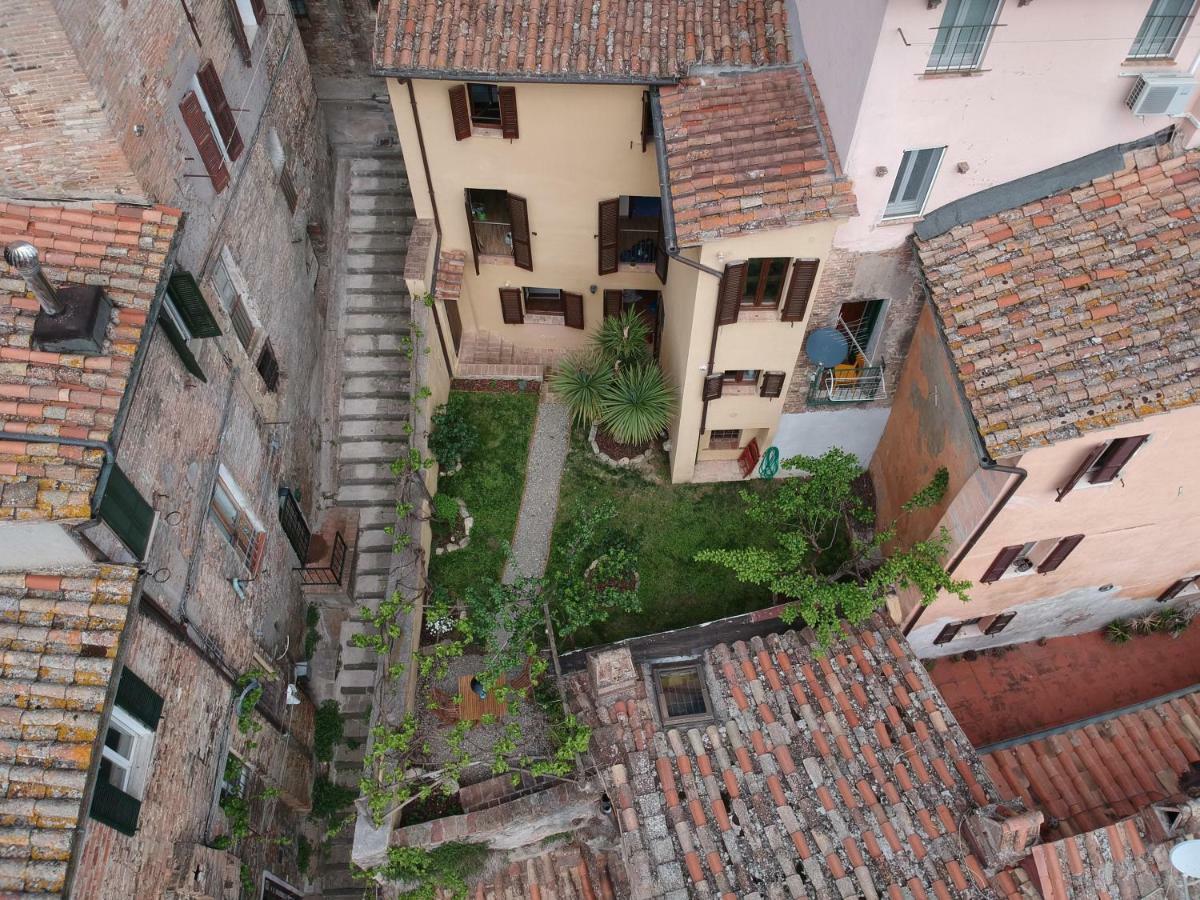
[925,23,1000,73]
[808,365,887,405]
[277,488,311,564]
[1128,13,1195,59]
[297,531,347,587]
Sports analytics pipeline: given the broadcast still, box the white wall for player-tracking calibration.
[773,407,891,466]
[0,521,92,571]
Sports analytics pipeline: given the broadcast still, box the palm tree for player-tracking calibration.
[598,363,674,446]
[549,352,612,427]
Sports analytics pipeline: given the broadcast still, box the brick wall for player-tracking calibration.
[296,0,379,79]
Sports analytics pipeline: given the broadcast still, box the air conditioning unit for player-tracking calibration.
[1126,73,1197,116]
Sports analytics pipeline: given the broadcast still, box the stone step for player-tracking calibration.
[342,374,410,398]
[336,439,409,463]
[342,354,410,377]
[343,290,410,308]
[354,530,395,555]
[357,506,401,529]
[335,483,399,506]
[341,395,411,419]
[337,667,379,689]
[353,551,394,575]
[336,465,397,488]
[344,257,408,276]
[338,685,374,696]
[342,312,410,334]
[349,195,416,215]
[348,232,410,253]
[347,214,415,234]
[340,417,412,440]
[344,273,410,292]
[350,157,406,176]
[349,175,412,194]
[343,334,411,358]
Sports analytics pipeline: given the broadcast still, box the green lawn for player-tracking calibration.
[428,391,538,599]
[547,430,777,648]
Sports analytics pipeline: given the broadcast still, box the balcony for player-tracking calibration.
[807,365,886,405]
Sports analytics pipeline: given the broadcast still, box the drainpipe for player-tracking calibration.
[0,431,116,519]
[901,258,1028,636]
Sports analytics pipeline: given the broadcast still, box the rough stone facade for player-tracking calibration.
[296,0,380,80]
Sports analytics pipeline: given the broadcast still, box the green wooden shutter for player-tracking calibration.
[90,779,141,836]
[159,309,207,382]
[98,465,155,560]
[116,668,164,730]
[168,272,222,338]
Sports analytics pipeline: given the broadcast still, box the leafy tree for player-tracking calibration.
[695,449,969,644]
[429,394,478,471]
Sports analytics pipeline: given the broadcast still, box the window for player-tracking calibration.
[722,370,760,384]
[211,256,238,311]
[277,487,311,563]
[1157,575,1200,602]
[885,148,945,219]
[160,271,222,381]
[449,84,517,140]
[221,753,250,805]
[211,254,260,352]
[465,189,532,270]
[927,0,1002,72]
[836,299,886,364]
[653,664,711,724]
[598,196,663,275]
[523,288,564,315]
[190,65,243,164]
[234,0,260,47]
[89,668,163,836]
[741,258,790,308]
[708,429,742,449]
[980,535,1085,583]
[101,707,154,798]
[98,464,156,560]
[1056,435,1149,499]
[468,83,501,125]
[228,0,268,63]
[1130,0,1197,59]
[230,297,256,350]
[262,873,304,900]
[256,339,280,392]
[211,466,266,574]
[715,259,818,325]
[932,612,1016,645]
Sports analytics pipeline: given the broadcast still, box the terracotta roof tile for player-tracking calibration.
[374,0,791,81]
[0,201,177,523]
[916,143,1200,457]
[661,65,856,246]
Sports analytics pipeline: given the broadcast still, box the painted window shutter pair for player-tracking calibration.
[465,191,532,274]
[498,289,583,328]
[932,611,1015,645]
[703,372,786,400]
[89,669,164,836]
[715,259,818,326]
[225,0,267,64]
[597,199,669,284]
[449,85,518,140]
[1056,435,1149,500]
[97,465,156,560]
[980,535,1084,583]
[179,62,243,193]
[160,271,223,382]
[1157,576,1200,603]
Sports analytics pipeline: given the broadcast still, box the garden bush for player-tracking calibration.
[314,699,344,762]
[429,394,478,471]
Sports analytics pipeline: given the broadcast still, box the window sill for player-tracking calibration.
[878,213,924,227]
[619,262,656,273]
[470,125,507,139]
[478,254,515,267]
[736,308,781,323]
[524,313,565,325]
[721,384,758,397]
[1122,57,1179,66]
[919,68,989,79]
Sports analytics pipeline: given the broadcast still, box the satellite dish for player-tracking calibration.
[805,327,849,367]
[1171,839,1200,877]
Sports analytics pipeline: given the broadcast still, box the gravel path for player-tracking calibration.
[502,395,570,583]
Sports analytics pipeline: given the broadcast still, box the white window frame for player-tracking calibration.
[234,0,261,48]
[262,872,304,900]
[927,0,1003,72]
[189,75,232,165]
[102,706,155,800]
[162,291,194,343]
[883,147,946,220]
[210,465,266,572]
[209,249,263,354]
[1129,0,1198,60]
[221,751,250,802]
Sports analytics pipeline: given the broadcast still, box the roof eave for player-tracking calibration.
[371,64,678,86]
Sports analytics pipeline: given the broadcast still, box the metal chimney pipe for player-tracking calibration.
[4,241,64,316]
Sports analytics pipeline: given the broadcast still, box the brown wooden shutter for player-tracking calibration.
[464,190,480,275]
[702,373,723,401]
[641,90,653,152]
[250,0,267,24]
[933,621,964,645]
[1155,577,1195,603]
[984,612,1016,635]
[1089,435,1148,484]
[563,292,584,329]
[180,91,230,193]
[499,288,523,325]
[603,290,622,319]
[655,215,668,284]
[781,259,819,322]
[598,199,619,275]
[498,86,518,139]
[507,193,533,270]
[760,372,785,398]
[1037,534,1083,574]
[279,167,298,213]
[716,263,746,326]
[224,0,251,64]
[449,85,471,141]
[197,62,244,161]
[980,545,1023,584]
[1055,443,1108,502]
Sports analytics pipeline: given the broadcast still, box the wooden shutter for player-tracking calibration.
[498,86,518,139]
[598,199,619,275]
[760,372,786,398]
[249,530,267,576]
[1156,577,1196,602]
[197,62,244,161]
[933,621,964,645]
[641,90,653,152]
[168,272,222,338]
[180,91,230,193]
[781,259,819,322]
[603,289,622,318]
[1037,534,1084,574]
[224,0,251,64]
[716,263,746,326]
[98,465,155,559]
[1088,435,1148,484]
[160,307,207,382]
[563,292,584,329]
[499,288,523,325]
[250,0,267,24]
[655,214,668,284]
[1055,443,1107,501]
[702,373,723,401]
[90,779,141,836]
[464,190,480,275]
[738,439,761,479]
[449,85,471,140]
[116,668,164,730]
[984,612,1017,635]
[507,194,533,270]
[279,167,298,213]
[980,544,1023,583]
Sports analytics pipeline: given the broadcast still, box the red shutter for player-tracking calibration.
[702,373,723,401]
[464,190,480,275]
[563,292,584,329]
[507,194,533,270]
[738,439,761,479]
[197,62,244,161]
[598,199,619,275]
[1088,435,1148,484]
[716,263,746,326]
[781,259,819,322]
[984,612,1017,635]
[1055,443,1108,501]
[759,372,785,398]
[1155,577,1195,603]
[180,91,230,193]
[499,288,523,325]
[933,622,964,645]
[449,85,471,141]
[224,0,251,63]
[603,290,622,319]
[655,214,668,284]
[250,0,267,25]
[498,86,518,139]
[980,545,1023,584]
[1037,534,1084,574]
[249,531,267,576]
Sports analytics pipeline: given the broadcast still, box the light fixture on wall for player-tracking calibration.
[589,284,597,294]
[133,124,145,137]
[956,161,970,174]
[1099,583,1115,592]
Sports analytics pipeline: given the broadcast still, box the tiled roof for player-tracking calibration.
[0,567,136,895]
[435,250,465,303]
[567,615,1020,899]
[983,688,1200,840]
[916,143,1200,458]
[0,200,178,522]
[459,841,622,900]
[661,65,857,247]
[374,0,790,82]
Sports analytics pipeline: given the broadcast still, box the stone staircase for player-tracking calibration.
[457,330,560,380]
[318,152,415,898]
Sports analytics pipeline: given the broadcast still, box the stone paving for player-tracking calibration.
[502,393,571,583]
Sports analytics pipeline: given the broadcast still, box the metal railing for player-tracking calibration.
[925,23,1000,72]
[808,365,887,404]
[1128,13,1195,59]
[278,487,311,563]
[297,531,347,587]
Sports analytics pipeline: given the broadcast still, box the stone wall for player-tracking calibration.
[296,0,380,80]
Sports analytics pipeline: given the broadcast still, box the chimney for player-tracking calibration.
[964,803,1045,871]
[3,240,112,354]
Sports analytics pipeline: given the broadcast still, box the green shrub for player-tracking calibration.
[304,604,321,659]
[1104,619,1133,643]
[296,835,312,876]
[372,842,488,897]
[592,308,652,370]
[314,699,344,763]
[598,363,675,445]
[429,395,478,470]
[311,775,357,821]
[432,492,459,525]
[550,352,613,428]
